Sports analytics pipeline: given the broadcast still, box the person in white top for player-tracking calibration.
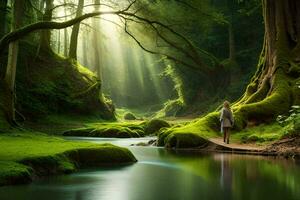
[220,101,234,144]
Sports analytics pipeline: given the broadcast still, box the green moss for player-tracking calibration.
[244,77,270,104]
[165,133,209,148]
[15,42,115,120]
[63,121,146,138]
[158,69,294,147]
[158,112,219,147]
[123,112,137,120]
[231,123,283,144]
[63,119,175,138]
[144,119,170,135]
[163,99,185,117]
[0,132,136,186]
[0,161,31,186]
[232,70,293,130]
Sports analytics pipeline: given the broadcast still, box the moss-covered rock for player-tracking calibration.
[66,145,136,167]
[0,161,32,186]
[167,133,209,148]
[157,112,219,147]
[144,119,171,135]
[0,133,136,186]
[124,112,137,120]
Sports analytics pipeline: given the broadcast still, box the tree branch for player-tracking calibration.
[123,20,201,71]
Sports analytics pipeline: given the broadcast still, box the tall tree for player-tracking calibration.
[4,0,25,124]
[92,0,102,81]
[69,0,84,59]
[63,0,69,57]
[81,31,89,66]
[0,0,8,37]
[39,0,54,52]
[233,0,300,128]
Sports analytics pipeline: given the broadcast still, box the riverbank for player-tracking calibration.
[62,119,171,138]
[161,136,300,159]
[0,132,137,186]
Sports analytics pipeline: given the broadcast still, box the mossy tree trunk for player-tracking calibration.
[233,0,300,129]
[4,0,24,124]
[93,0,102,82]
[39,0,54,53]
[69,0,84,60]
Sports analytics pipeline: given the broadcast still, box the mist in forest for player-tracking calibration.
[51,1,175,109]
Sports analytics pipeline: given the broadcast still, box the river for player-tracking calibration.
[1,137,300,200]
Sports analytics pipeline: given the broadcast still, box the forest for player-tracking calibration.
[0,0,300,200]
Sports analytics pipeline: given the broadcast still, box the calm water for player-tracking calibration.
[1,137,300,200]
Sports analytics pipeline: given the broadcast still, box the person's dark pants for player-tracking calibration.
[223,127,230,144]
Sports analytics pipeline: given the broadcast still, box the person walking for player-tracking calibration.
[220,101,234,144]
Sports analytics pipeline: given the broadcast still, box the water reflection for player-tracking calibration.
[1,138,300,200]
[215,154,233,198]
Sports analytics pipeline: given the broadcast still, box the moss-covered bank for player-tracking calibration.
[0,42,115,131]
[0,132,136,186]
[157,112,219,148]
[63,119,171,138]
[17,43,115,119]
[157,112,299,149]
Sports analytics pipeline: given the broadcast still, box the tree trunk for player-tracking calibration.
[0,0,8,37]
[39,0,54,53]
[0,0,8,77]
[57,29,61,54]
[4,0,24,124]
[82,33,88,66]
[63,0,69,57]
[233,0,300,129]
[228,22,235,62]
[69,0,84,59]
[92,0,102,82]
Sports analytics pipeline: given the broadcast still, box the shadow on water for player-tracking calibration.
[1,137,300,200]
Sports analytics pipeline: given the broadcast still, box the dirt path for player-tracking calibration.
[208,137,265,152]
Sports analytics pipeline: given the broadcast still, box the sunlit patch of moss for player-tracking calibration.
[63,121,146,138]
[63,118,174,138]
[158,111,290,147]
[163,99,186,117]
[158,112,220,147]
[144,119,170,135]
[231,71,293,130]
[231,123,283,144]
[75,61,97,82]
[0,132,136,186]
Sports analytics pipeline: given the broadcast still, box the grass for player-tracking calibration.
[0,131,136,186]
